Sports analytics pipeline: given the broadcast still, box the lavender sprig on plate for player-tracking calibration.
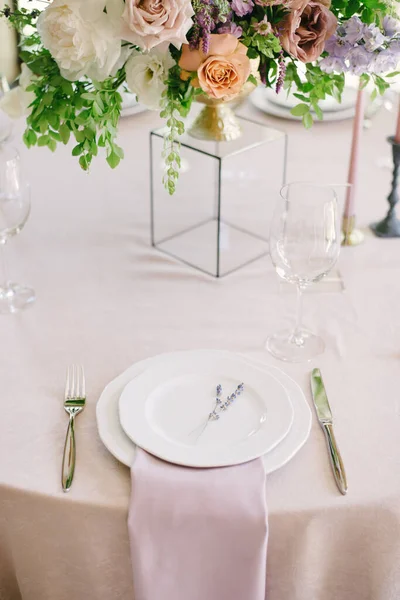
[190,382,245,441]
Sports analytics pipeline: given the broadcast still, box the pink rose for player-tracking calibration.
[121,0,194,51]
[280,0,337,63]
[179,34,251,101]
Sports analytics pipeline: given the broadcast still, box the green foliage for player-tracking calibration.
[2,0,400,189]
[241,21,282,60]
[160,66,196,195]
[1,3,125,172]
[286,62,345,124]
[328,0,395,22]
[0,4,40,32]
[18,46,124,171]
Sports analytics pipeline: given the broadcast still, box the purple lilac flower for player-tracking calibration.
[231,0,254,18]
[320,55,347,74]
[253,16,272,36]
[325,34,352,58]
[196,7,213,53]
[389,39,400,54]
[347,46,372,75]
[363,24,385,52]
[275,51,286,93]
[383,15,400,37]
[342,16,366,44]
[372,49,399,75]
[218,21,243,37]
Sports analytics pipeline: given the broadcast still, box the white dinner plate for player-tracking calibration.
[96,350,312,473]
[118,355,294,468]
[250,87,357,122]
[266,85,358,112]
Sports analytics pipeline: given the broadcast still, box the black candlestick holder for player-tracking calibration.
[370,136,400,237]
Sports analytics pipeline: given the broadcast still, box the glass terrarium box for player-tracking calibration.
[150,115,287,277]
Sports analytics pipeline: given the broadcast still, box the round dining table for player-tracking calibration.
[1,99,400,600]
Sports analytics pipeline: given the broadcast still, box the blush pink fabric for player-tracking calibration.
[128,448,268,600]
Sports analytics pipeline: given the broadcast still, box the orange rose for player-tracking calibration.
[179,34,251,100]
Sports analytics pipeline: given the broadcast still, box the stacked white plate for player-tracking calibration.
[96,350,312,472]
[250,83,382,122]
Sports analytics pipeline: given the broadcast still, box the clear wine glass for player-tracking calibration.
[266,181,340,362]
[0,141,35,313]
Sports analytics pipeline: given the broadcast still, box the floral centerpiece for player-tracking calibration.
[1,0,399,193]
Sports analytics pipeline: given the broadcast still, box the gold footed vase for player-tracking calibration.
[188,100,243,142]
[188,68,258,142]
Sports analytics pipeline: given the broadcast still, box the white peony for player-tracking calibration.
[125,50,174,110]
[37,0,122,81]
[0,64,36,119]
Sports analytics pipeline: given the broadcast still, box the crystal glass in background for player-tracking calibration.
[0,141,35,313]
[267,182,340,362]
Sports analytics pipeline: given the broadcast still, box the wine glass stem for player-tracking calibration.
[0,242,10,288]
[290,285,305,346]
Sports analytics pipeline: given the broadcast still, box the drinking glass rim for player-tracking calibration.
[280,181,339,204]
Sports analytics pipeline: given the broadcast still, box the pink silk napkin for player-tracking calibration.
[128,448,268,600]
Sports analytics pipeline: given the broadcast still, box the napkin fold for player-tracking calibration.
[128,448,268,600]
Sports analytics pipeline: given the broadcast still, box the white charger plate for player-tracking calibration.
[118,355,294,468]
[96,350,312,473]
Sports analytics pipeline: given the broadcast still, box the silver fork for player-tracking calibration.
[61,365,86,492]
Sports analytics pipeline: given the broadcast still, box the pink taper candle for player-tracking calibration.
[395,95,400,144]
[344,83,366,218]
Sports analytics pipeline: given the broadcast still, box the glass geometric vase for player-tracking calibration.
[150,114,287,277]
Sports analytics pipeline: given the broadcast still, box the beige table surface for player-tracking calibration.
[1,100,400,600]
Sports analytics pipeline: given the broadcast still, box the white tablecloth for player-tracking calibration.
[1,102,400,600]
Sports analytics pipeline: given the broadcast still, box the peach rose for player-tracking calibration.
[280,0,337,63]
[179,34,251,100]
[121,0,194,51]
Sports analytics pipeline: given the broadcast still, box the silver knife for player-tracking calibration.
[310,368,348,495]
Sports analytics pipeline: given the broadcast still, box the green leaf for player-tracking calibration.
[59,123,70,145]
[74,129,86,143]
[83,127,95,141]
[331,86,342,103]
[23,129,37,148]
[360,74,370,90]
[79,155,89,170]
[72,144,83,157]
[94,96,105,112]
[291,103,310,117]
[303,112,314,129]
[47,113,60,129]
[81,93,97,101]
[37,135,50,147]
[293,93,310,103]
[247,74,258,87]
[61,80,73,96]
[312,103,323,121]
[113,144,124,159]
[47,138,57,152]
[43,92,54,106]
[370,88,378,102]
[106,151,120,169]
